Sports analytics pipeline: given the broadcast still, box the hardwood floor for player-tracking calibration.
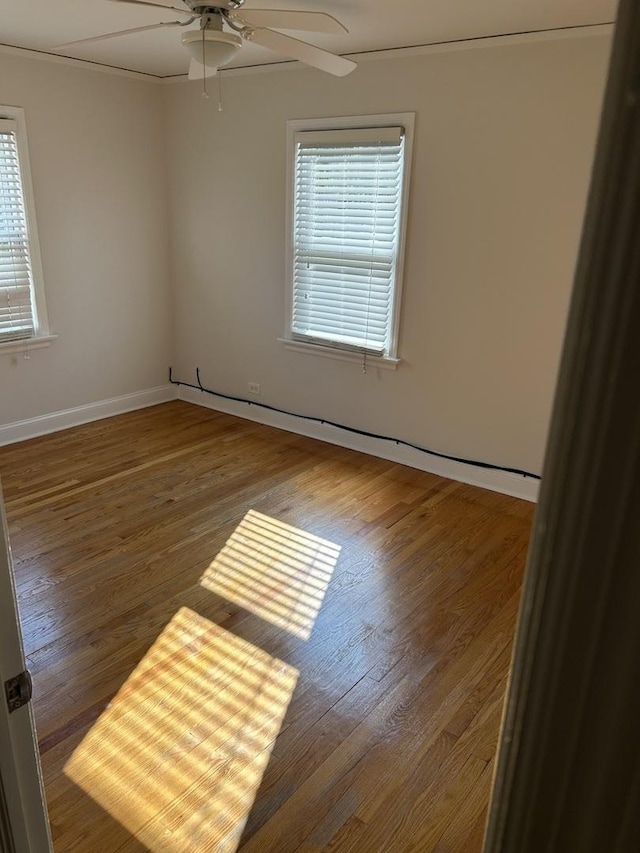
[0,401,533,852]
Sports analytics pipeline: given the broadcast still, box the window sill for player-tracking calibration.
[278,337,401,370]
[0,334,58,356]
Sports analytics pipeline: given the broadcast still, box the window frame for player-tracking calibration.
[0,104,51,353]
[283,113,415,369]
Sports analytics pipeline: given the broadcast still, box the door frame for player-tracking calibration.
[484,1,640,849]
[0,483,53,852]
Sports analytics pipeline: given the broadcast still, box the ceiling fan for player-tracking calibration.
[57,0,357,80]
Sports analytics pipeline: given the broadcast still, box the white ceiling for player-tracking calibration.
[1,0,617,79]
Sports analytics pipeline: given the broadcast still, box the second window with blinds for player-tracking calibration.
[283,114,414,367]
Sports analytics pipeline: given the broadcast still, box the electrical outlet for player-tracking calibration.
[248,382,261,395]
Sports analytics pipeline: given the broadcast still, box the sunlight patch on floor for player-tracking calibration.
[200,509,341,640]
[64,607,298,852]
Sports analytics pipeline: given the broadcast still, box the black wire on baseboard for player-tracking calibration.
[169,367,540,481]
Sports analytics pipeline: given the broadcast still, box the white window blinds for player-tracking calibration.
[0,119,36,342]
[292,126,405,356]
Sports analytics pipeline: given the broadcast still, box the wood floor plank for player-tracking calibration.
[0,401,533,852]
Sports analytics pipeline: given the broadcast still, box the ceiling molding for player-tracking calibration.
[346,22,615,61]
[0,42,162,82]
[159,22,615,83]
[0,22,614,85]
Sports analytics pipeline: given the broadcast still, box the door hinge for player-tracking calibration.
[4,670,32,714]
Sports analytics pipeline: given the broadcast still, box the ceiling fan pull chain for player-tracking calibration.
[201,26,209,99]
[217,71,223,112]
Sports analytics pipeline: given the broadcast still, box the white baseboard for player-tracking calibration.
[179,386,540,502]
[0,385,178,446]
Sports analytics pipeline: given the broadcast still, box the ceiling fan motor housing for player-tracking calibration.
[184,1,245,12]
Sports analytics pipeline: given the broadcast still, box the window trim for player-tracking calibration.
[283,112,415,365]
[0,104,50,350]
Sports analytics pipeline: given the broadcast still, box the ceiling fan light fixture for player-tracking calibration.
[181,29,242,69]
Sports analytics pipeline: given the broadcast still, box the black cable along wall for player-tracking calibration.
[169,367,540,481]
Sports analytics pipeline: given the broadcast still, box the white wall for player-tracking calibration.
[0,33,610,477]
[0,53,172,426]
[164,34,610,477]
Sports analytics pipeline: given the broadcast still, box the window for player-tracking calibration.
[0,107,50,349]
[284,114,413,366]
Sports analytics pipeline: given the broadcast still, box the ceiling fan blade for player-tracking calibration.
[230,10,347,34]
[247,28,356,76]
[55,20,184,49]
[107,0,194,15]
[188,58,219,80]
